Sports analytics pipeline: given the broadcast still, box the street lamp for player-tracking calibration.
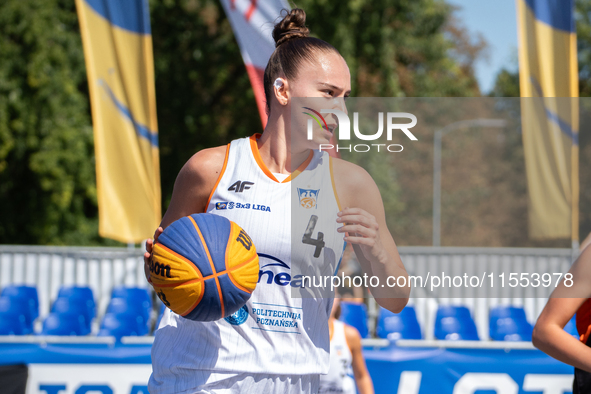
[433,119,507,247]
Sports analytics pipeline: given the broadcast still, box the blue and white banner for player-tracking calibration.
[29,365,151,394]
[0,342,574,394]
[366,346,573,394]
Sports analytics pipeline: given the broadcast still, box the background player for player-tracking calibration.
[533,238,591,393]
[145,8,409,393]
[319,296,375,394]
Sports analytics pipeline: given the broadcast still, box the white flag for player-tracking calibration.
[219,0,290,126]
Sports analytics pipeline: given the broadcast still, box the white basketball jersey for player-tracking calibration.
[149,135,345,394]
[319,320,356,394]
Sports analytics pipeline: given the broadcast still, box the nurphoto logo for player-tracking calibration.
[303,107,418,153]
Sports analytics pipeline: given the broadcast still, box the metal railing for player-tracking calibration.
[0,245,147,322]
[0,245,575,341]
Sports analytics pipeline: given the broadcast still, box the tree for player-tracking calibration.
[297,0,484,97]
[0,0,107,245]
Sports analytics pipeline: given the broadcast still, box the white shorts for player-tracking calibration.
[173,371,320,394]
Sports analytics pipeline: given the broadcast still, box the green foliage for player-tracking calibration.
[577,0,591,97]
[0,0,116,245]
[295,0,483,97]
[489,69,520,98]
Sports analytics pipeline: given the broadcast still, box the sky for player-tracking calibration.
[446,0,518,94]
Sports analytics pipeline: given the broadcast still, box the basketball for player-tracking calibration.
[149,213,259,321]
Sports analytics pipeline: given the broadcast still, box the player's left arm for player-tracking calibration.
[345,324,375,394]
[333,158,409,313]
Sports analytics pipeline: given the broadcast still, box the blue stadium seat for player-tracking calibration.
[490,317,532,341]
[1,285,39,320]
[339,301,369,338]
[489,306,532,341]
[41,312,86,336]
[98,313,148,338]
[106,298,151,325]
[50,298,92,335]
[111,286,152,321]
[489,305,527,321]
[377,306,422,341]
[112,286,151,302]
[57,286,96,318]
[435,305,479,340]
[0,312,26,335]
[0,296,34,334]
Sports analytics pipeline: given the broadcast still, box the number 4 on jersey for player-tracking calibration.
[303,215,325,258]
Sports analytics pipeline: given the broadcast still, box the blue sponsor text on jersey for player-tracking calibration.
[215,201,271,212]
[251,307,301,329]
[257,253,305,287]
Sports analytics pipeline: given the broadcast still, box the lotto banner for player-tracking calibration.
[366,346,573,394]
[218,0,290,126]
[0,342,573,394]
[517,0,579,241]
[76,0,161,243]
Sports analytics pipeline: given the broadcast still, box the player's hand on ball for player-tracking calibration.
[336,207,386,263]
[144,226,164,283]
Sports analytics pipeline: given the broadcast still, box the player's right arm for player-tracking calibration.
[144,145,228,281]
[532,245,591,372]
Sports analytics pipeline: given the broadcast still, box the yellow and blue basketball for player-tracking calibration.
[150,213,259,321]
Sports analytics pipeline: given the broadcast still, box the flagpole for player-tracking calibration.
[571,133,579,253]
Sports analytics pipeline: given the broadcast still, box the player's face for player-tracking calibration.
[288,51,351,147]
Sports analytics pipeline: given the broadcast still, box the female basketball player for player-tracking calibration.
[533,242,591,393]
[319,297,374,394]
[145,8,409,393]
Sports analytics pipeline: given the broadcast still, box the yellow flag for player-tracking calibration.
[517,0,579,241]
[76,0,161,242]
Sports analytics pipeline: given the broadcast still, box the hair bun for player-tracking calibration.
[273,8,309,47]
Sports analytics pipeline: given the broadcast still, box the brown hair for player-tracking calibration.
[263,8,340,114]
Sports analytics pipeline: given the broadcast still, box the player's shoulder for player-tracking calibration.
[343,322,362,339]
[181,145,228,183]
[185,145,228,172]
[330,156,379,206]
[342,321,363,350]
[330,157,374,189]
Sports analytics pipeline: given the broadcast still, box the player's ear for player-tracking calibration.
[273,77,289,106]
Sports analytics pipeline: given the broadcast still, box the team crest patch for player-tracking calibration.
[216,202,228,210]
[297,188,319,209]
[225,305,249,325]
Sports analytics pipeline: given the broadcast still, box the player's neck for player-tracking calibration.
[260,113,310,174]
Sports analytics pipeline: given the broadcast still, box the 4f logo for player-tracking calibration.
[236,229,253,250]
[228,180,254,193]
